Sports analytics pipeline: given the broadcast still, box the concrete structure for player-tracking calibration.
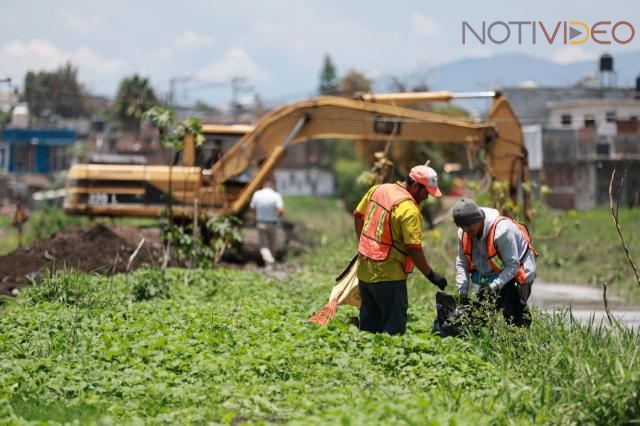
[498,54,640,210]
[275,140,335,196]
[500,86,637,128]
[10,104,29,128]
[547,99,640,135]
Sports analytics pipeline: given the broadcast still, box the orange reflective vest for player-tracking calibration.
[462,216,537,285]
[358,183,417,273]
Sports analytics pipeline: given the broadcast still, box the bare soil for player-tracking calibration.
[0,223,165,296]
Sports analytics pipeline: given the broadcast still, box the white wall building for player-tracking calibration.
[274,168,335,197]
[547,99,640,136]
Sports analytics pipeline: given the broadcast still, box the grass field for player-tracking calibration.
[0,199,639,424]
[531,206,640,300]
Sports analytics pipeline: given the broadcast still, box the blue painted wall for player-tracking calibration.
[2,128,75,174]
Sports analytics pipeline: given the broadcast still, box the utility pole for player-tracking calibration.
[168,76,192,109]
[230,77,253,122]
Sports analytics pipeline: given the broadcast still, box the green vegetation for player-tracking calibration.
[532,206,640,300]
[0,198,638,424]
[0,239,638,424]
[0,207,87,255]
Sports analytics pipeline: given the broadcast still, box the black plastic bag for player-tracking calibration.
[432,291,465,337]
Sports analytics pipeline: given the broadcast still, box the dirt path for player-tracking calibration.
[530,282,640,330]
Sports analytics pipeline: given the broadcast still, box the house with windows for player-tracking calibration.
[498,54,640,210]
[542,99,640,209]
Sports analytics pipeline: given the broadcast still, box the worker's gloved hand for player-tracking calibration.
[427,270,448,290]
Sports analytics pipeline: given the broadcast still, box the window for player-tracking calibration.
[606,111,616,123]
[584,115,596,128]
[561,114,572,126]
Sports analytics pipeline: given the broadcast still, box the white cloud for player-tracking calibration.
[197,48,268,82]
[0,38,128,84]
[148,31,215,62]
[3,39,61,62]
[411,13,442,37]
[175,31,215,49]
[551,46,598,65]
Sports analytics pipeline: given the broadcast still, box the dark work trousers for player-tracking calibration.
[358,280,408,335]
[479,279,531,327]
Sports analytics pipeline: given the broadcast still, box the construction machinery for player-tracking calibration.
[64,90,532,221]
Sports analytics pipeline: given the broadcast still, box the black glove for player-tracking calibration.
[427,270,448,290]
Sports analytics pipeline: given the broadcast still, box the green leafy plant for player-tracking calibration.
[160,222,214,268]
[131,266,170,301]
[206,214,243,264]
[143,106,205,267]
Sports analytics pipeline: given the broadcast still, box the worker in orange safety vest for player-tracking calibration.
[353,162,448,335]
[453,198,537,327]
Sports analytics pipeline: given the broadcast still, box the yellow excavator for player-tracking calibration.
[64,90,531,223]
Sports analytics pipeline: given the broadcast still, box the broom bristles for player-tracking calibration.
[308,293,342,326]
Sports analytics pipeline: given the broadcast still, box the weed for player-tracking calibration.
[131,266,170,301]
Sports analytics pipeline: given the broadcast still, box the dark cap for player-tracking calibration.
[452,198,484,227]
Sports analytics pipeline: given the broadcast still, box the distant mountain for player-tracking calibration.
[397,51,640,93]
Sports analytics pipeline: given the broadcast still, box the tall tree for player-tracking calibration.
[23,62,87,118]
[338,70,371,96]
[318,54,338,95]
[113,74,158,133]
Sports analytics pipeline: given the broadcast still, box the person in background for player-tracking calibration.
[353,162,448,335]
[453,198,537,327]
[250,179,284,270]
[12,201,29,248]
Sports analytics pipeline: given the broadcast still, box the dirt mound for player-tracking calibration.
[0,223,165,296]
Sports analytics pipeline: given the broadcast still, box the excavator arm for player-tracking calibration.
[64,91,531,222]
[213,92,531,219]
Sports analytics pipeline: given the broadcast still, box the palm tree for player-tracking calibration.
[113,74,157,133]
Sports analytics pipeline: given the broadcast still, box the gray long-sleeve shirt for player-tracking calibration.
[455,208,536,295]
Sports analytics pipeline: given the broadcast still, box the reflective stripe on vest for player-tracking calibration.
[358,183,417,272]
[462,216,538,285]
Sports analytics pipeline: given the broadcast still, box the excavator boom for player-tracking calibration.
[212,92,529,217]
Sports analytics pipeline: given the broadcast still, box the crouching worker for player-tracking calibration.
[453,198,537,327]
[354,162,448,335]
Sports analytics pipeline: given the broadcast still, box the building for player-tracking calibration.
[0,128,76,174]
[498,54,640,210]
[274,141,335,196]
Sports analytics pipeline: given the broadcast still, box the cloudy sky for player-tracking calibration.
[0,0,638,106]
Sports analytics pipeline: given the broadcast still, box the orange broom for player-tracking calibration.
[308,254,361,326]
